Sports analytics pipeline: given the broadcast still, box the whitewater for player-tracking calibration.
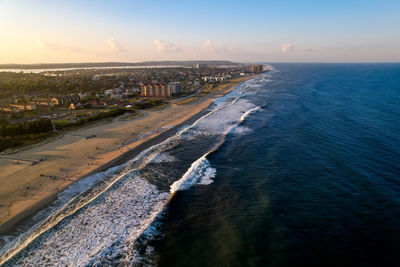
[0,74,270,266]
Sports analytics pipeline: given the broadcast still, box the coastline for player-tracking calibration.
[0,74,259,237]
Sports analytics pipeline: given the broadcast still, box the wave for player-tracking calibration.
[0,76,263,266]
[170,105,261,194]
[150,152,178,163]
[170,155,215,193]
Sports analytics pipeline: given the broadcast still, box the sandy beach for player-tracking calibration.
[0,75,257,235]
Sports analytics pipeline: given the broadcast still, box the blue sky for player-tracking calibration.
[0,0,399,63]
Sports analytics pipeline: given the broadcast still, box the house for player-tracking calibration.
[35,100,55,108]
[78,92,89,98]
[104,89,114,96]
[51,97,60,106]
[1,106,20,113]
[10,104,37,111]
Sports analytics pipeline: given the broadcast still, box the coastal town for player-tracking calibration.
[0,61,266,241]
[0,1,397,265]
[0,63,266,152]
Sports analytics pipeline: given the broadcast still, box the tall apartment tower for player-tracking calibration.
[167,82,183,94]
[140,82,170,98]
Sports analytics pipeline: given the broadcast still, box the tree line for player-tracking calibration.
[0,72,128,98]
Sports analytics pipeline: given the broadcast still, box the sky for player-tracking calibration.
[0,0,399,64]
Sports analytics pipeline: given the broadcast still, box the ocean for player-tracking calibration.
[1,63,400,266]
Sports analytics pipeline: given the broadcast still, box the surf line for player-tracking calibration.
[89,104,262,265]
[0,83,260,266]
[171,105,260,193]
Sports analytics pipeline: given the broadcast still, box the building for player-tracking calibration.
[51,97,60,106]
[78,92,89,98]
[140,82,170,98]
[196,63,208,69]
[1,106,20,113]
[52,95,80,106]
[10,104,37,111]
[202,75,227,83]
[35,100,55,108]
[104,89,114,96]
[250,64,263,73]
[167,82,183,94]
[125,88,138,95]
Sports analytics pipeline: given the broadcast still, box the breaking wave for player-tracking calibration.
[0,73,268,266]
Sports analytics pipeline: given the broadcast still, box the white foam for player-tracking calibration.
[150,152,177,163]
[0,73,265,266]
[198,167,217,185]
[4,175,169,267]
[170,103,261,194]
[170,155,215,193]
[232,126,253,135]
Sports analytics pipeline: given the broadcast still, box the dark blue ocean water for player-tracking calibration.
[1,64,399,266]
[153,64,400,267]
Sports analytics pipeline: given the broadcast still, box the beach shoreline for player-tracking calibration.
[0,74,259,237]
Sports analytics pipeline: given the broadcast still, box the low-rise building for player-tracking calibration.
[202,75,227,83]
[1,106,20,113]
[35,100,55,108]
[104,89,114,96]
[10,104,37,111]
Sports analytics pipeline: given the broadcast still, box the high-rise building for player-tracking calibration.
[196,63,208,69]
[250,64,263,73]
[167,82,183,94]
[140,82,170,98]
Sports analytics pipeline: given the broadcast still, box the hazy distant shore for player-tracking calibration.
[0,74,258,238]
[0,60,241,70]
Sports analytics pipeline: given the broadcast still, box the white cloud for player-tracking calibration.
[203,40,213,49]
[202,40,230,54]
[154,40,180,53]
[37,37,83,52]
[106,38,127,52]
[281,43,294,53]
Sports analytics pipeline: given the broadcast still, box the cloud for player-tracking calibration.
[106,38,127,52]
[281,43,294,53]
[203,40,214,50]
[37,38,83,52]
[154,40,180,53]
[202,40,231,54]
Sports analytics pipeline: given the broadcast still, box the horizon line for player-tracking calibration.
[1,61,400,66]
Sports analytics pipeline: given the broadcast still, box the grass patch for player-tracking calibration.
[0,132,59,152]
[54,108,135,130]
[147,103,169,111]
[119,113,143,121]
